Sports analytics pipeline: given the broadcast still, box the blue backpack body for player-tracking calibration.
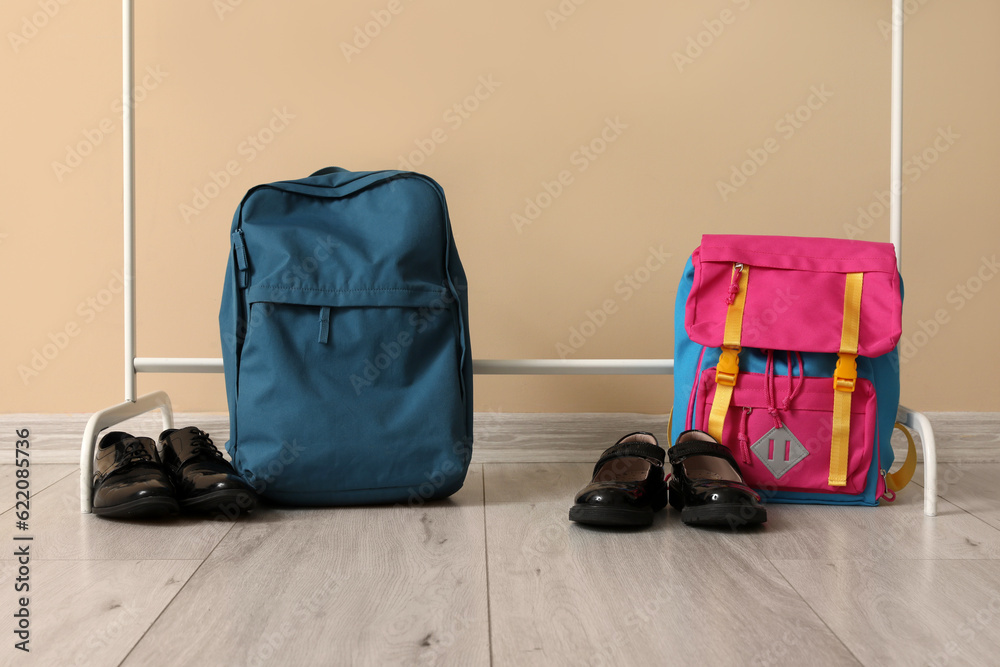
[220,167,472,505]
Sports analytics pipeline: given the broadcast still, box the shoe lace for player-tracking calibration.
[120,439,154,465]
[188,431,224,461]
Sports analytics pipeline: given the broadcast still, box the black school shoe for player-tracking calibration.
[668,430,767,528]
[569,432,669,527]
[158,427,258,517]
[93,432,179,519]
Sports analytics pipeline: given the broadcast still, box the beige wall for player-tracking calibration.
[2,0,998,414]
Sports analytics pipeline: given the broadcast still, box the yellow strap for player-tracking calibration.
[707,381,736,443]
[707,265,749,442]
[829,388,852,486]
[886,422,918,492]
[722,265,749,349]
[840,272,864,356]
[829,272,864,486]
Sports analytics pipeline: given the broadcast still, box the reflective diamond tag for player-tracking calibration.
[750,425,808,479]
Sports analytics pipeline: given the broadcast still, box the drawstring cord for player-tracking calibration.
[737,406,752,464]
[725,263,743,305]
[765,349,804,429]
[781,350,804,410]
[764,351,783,429]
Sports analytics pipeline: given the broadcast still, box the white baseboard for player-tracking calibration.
[1,411,996,465]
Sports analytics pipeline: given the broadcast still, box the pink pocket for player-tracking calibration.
[695,369,878,496]
[685,235,901,356]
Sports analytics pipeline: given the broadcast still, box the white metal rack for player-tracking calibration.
[80,0,937,516]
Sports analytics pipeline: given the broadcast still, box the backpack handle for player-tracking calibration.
[309,167,346,177]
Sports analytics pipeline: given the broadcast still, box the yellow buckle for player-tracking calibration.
[715,346,741,387]
[834,353,857,392]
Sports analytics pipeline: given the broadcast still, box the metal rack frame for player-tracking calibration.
[80,0,937,516]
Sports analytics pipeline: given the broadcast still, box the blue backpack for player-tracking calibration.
[671,235,915,506]
[220,167,472,505]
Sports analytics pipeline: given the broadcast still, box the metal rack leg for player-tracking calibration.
[897,404,937,517]
[79,390,174,513]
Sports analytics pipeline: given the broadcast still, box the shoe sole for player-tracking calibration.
[668,484,766,527]
[568,504,654,527]
[93,496,179,519]
[180,489,258,517]
[677,502,767,527]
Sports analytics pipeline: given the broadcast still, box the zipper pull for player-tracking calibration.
[318,306,331,344]
[726,263,744,305]
[232,230,249,288]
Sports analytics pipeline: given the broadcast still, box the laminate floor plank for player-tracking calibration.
[751,478,1000,561]
[0,558,200,666]
[0,464,77,513]
[0,474,234,561]
[484,463,860,667]
[909,412,1000,462]
[122,468,489,667]
[773,559,1000,667]
[912,463,1000,532]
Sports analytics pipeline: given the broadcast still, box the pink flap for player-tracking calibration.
[686,235,902,356]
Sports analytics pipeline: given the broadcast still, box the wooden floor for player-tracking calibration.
[2,413,999,666]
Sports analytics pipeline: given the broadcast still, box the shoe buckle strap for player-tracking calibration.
[594,443,665,476]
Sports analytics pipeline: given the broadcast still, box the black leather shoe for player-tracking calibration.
[92,432,179,519]
[569,432,669,527]
[668,430,766,527]
[158,427,258,516]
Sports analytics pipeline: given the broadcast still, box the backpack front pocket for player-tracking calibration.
[234,297,469,501]
[694,369,878,496]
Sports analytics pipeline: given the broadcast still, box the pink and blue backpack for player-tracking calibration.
[671,235,916,506]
